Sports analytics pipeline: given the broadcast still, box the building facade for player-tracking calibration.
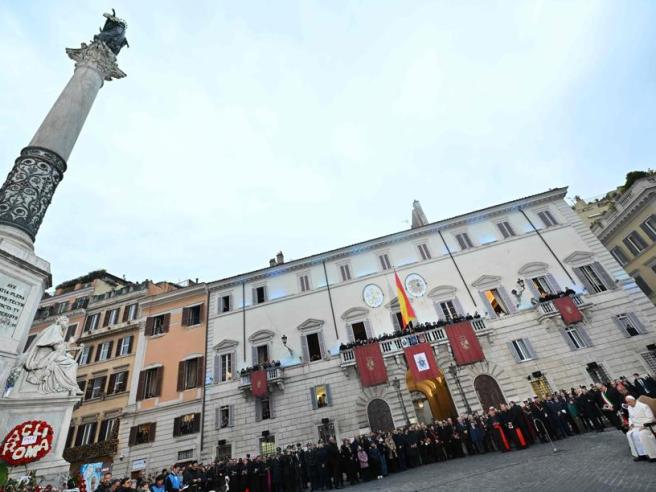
[584,176,656,304]
[62,280,173,472]
[113,282,208,478]
[201,187,656,461]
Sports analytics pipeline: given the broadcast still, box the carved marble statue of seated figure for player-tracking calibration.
[23,316,83,395]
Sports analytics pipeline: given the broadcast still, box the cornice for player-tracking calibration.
[140,284,207,309]
[596,187,656,242]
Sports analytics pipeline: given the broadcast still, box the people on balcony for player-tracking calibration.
[239,360,282,376]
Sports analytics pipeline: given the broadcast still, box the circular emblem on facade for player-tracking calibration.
[405,273,427,298]
[0,420,53,466]
[363,284,384,308]
[366,356,376,371]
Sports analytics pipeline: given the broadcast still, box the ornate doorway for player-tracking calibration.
[367,398,395,432]
[474,375,506,410]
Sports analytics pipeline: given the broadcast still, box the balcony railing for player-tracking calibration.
[340,318,489,366]
[238,367,284,390]
[536,294,588,320]
[63,438,118,464]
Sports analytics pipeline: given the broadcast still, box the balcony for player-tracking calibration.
[339,318,488,367]
[535,294,590,322]
[63,438,118,464]
[238,367,285,393]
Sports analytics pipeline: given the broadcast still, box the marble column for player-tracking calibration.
[0,41,125,248]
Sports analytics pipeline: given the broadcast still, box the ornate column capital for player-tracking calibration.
[66,41,126,81]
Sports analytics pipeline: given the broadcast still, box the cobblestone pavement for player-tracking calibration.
[351,431,656,492]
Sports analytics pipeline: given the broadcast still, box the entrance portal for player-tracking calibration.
[474,374,506,410]
[405,370,457,420]
[367,398,395,432]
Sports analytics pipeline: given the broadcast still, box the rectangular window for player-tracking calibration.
[98,418,119,441]
[339,264,352,282]
[455,232,474,250]
[259,398,271,420]
[259,435,275,456]
[73,297,89,310]
[96,341,112,362]
[86,376,107,400]
[178,449,194,461]
[220,353,233,382]
[299,275,311,292]
[142,368,160,399]
[220,295,232,313]
[305,332,323,362]
[417,243,431,260]
[217,443,232,460]
[79,345,92,365]
[56,301,68,314]
[531,276,555,296]
[107,308,119,326]
[510,339,533,362]
[610,246,629,266]
[129,423,156,446]
[623,231,648,256]
[173,413,201,436]
[254,286,267,304]
[634,275,653,296]
[151,315,167,335]
[538,210,557,227]
[75,422,97,446]
[84,313,100,332]
[616,313,643,337]
[641,215,656,241]
[439,300,458,320]
[126,303,139,321]
[218,405,232,429]
[586,362,610,385]
[179,358,202,390]
[484,289,509,316]
[497,221,515,239]
[65,324,77,342]
[379,253,392,271]
[256,345,269,365]
[311,384,331,409]
[565,327,587,349]
[351,321,368,342]
[108,371,128,394]
[182,304,202,326]
[117,336,133,356]
[579,264,608,293]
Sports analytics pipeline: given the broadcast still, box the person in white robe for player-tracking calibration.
[625,395,656,462]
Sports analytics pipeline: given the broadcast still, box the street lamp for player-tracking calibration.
[281,334,294,356]
[392,376,410,425]
[447,363,472,414]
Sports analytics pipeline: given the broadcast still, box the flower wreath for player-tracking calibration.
[0,420,54,466]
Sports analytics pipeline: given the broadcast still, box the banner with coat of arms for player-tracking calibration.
[552,296,583,325]
[354,342,388,387]
[403,342,441,383]
[251,369,268,397]
[445,321,485,366]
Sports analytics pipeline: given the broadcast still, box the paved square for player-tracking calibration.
[352,431,656,492]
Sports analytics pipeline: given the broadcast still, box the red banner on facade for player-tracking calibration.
[404,342,440,382]
[446,321,485,366]
[354,343,388,387]
[553,296,583,325]
[251,369,268,397]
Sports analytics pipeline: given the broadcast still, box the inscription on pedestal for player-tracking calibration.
[0,272,29,337]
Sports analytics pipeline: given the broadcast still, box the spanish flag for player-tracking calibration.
[395,271,416,330]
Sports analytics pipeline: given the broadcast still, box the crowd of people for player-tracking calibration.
[88,375,655,492]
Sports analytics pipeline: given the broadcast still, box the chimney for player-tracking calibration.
[276,251,284,264]
[411,200,429,229]
[269,258,276,267]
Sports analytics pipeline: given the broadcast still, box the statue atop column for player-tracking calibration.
[94,9,129,55]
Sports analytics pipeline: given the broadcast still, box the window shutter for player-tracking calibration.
[592,262,615,290]
[433,302,445,321]
[497,286,516,313]
[577,325,593,347]
[364,319,373,339]
[524,278,540,300]
[390,312,401,331]
[627,313,647,334]
[162,313,171,333]
[136,371,145,401]
[94,345,102,362]
[310,387,317,410]
[252,288,257,305]
[86,346,94,363]
[326,384,333,407]
[612,316,631,338]
[214,354,221,383]
[99,376,107,396]
[122,306,129,322]
[317,331,327,359]
[545,274,561,293]
[155,367,164,396]
[255,399,262,422]
[173,416,180,437]
[560,328,577,351]
[251,345,258,366]
[149,422,156,442]
[129,426,137,446]
[84,380,94,400]
[181,307,190,327]
[127,335,133,354]
[103,311,110,327]
[88,422,98,444]
[74,426,84,447]
[346,324,354,343]
[263,286,268,302]
[269,396,275,419]
[641,220,656,241]
[507,342,521,363]
[456,235,466,250]
[115,339,122,357]
[106,341,113,359]
[177,361,185,391]
[193,413,201,433]
[215,407,221,429]
[479,292,497,319]
[107,373,117,394]
[84,316,93,332]
[145,317,154,336]
[301,335,310,363]
[623,237,639,256]
[198,303,205,324]
[452,297,464,317]
[228,404,234,427]
[524,338,537,359]
[572,267,594,293]
[196,357,205,387]
[99,420,108,442]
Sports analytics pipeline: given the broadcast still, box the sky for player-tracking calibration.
[0,1,655,287]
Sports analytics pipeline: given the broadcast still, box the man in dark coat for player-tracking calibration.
[327,437,342,489]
